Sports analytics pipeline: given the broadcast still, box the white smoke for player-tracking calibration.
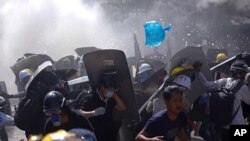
[231,0,250,11]
[1,0,106,59]
[0,0,129,93]
[0,0,250,93]
[197,0,250,11]
[197,0,228,9]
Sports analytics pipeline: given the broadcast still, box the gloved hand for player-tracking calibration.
[0,112,14,127]
[93,107,106,116]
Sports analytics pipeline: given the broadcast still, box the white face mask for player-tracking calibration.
[105,90,114,98]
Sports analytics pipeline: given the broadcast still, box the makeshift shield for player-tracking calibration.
[53,55,78,80]
[11,54,53,77]
[210,53,250,76]
[83,49,140,121]
[135,58,166,89]
[25,61,54,92]
[74,47,101,56]
[68,76,89,86]
[170,46,213,105]
[68,76,91,97]
[54,55,75,70]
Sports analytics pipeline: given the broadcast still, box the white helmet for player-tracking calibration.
[19,69,32,79]
[138,63,151,74]
[172,75,191,89]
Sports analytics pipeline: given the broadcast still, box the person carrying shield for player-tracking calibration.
[193,60,250,141]
[75,70,126,141]
[14,62,61,138]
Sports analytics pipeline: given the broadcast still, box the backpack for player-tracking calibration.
[14,95,31,130]
[14,86,48,131]
[209,79,244,126]
[188,93,208,121]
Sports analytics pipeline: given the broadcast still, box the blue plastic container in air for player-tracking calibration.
[144,21,171,47]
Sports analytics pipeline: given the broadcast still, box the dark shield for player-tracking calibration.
[11,54,53,77]
[25,61,54,92]
[53,55,78,79]
[74,47,101,56]
[210,53,250,76]
[170,46,213,105]
[83,49,140,121]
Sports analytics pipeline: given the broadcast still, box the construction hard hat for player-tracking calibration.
[138,63,151,74]
[28,135,43,141]
[42,130,78,141]
[216,53,227,63]
[170,67,185,76]
[19,69,33,85]
[172,75,191,89]
[43,91,65,112]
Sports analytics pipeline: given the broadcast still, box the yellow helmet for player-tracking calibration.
[216,53,227,63]
[28,135,43,141]
[170,67,185,76]
[42,130,79,141]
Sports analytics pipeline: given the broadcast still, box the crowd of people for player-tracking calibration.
[0,51,250,141]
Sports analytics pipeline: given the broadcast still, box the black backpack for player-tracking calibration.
[209,79,244,126]
[14,95,31,130]
[14,85,49,131]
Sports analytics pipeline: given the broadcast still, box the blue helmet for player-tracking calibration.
[69,128,97,141]
[19,69,33,85]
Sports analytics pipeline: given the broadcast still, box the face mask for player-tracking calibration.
[105,90,114,98]
[139,72,149,83]
[50,114,61,126]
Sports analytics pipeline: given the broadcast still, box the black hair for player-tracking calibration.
[163,85,184,101]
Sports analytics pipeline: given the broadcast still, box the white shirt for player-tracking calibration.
[197,72,250,127]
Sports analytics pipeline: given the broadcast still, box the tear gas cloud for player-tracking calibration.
[0,0,249,93]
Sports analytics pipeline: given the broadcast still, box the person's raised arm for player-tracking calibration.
[193,61,225,90]
[112,92,126,111]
